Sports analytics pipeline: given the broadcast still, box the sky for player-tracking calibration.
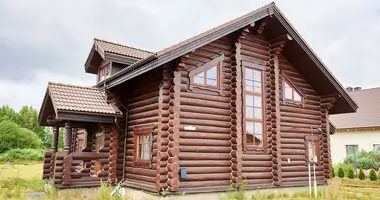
[0,0,379,111]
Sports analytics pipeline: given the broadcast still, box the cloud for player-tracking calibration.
[0,0,379,110]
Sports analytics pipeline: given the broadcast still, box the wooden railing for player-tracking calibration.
[52,152,110,188]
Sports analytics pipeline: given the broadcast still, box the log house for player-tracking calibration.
[38,2,357,194]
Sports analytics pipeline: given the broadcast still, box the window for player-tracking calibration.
[283,75,302,102]
[374,144,380,151]
[133,127,153,168]
[98,64,110,82]
[305,136,320,164]
[193,65,218,87]
[346,145,358,156]
[243,64,265,150]
[188,54,223,94]
[95,131,104,153]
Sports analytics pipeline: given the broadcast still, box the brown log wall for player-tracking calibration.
[124,68,161,191]
[178,37,233,192]
[278,54,325,184]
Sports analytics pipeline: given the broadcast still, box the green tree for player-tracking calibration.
[369,169,377,181]
[0,120,41,153]
[358,168,366,180]
[347,168,355,179]
[0,105,19,123]
[338,167,345,178]
[332,166,335,177]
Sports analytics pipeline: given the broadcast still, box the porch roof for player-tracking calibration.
[38,82,122,126]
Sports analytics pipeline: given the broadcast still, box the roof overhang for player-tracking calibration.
[97,3,357,114]
[84,43,140,74]
[38,84,122,126]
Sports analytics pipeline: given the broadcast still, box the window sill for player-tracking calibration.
[133,160,151,169]
[282,100,304,108]
[244,148,266,154]
[189,84,222,95]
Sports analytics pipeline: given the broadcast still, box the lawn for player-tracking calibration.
[0,164,380,200]
[0,163,42,180]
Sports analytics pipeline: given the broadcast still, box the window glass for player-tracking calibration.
[294,91,302,101]
[143,135,150,160]
[194,72,205,84]
[346,145,358,156]
[244,66,264,149]
[253,70,261,82]
[374,144,380,151]
[284,82,292,99]
[138,136,143,159]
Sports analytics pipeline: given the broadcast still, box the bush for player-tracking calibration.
[358,168,366,180]
[344,154,355,164]
[357,157,379,170]
[0,149,44,161]
[338,167,345,178]
[0,120,41,153]
[369,151,380,162]
[347,168,355,179]
[369,169,377,181]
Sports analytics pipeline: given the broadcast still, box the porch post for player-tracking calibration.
[63,122,72,153]
[51,126,59,152]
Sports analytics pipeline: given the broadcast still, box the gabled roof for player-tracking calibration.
[84,38,154,74]
[94,38,154,60]
[330,87,380,130]
[95,2,357,114]
[38,82,122,126]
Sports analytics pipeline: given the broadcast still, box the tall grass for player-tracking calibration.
[0,148,44,162]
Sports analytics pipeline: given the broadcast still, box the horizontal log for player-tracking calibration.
[184,173,230,181]
[180,92,230,103]
[180,138,230,147]
[181,97,230,110]
[180,125,230,134]
[181,118,231,128]
[242,167,272,173]
[243,172,272,179]
[185,167,231,174]
[180,112,230,122]
[242,154,272,161]
[181,105,231,116]
[179,146,231,153]
[179,160,231,167]
[179,131,232,140]
[180,180,230,188]
[242,161,272,167]
[179,153,230,160]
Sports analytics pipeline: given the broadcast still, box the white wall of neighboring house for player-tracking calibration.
[330,128,380,163]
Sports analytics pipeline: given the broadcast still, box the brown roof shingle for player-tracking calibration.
[330,87,380,129]
[94,38,154,59]
[48,82,120,115]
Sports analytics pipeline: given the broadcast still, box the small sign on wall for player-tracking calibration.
[184,126,196,131]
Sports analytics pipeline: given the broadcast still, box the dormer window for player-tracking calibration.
[188,54,224,94]
[193,66,218,87]
[283,74,303,103]
[98,64,110,82]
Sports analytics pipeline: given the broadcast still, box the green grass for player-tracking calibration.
[0,163,42,180]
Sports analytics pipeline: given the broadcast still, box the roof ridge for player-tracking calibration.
[94,38,154,54]
[48,82,97,90]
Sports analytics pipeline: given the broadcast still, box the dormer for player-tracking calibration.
[84,38,154,83]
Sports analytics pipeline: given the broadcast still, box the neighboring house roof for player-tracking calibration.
[96,2,357,114]
[38,82,121,126]
[94,38,154,60]
[330,87,380,130]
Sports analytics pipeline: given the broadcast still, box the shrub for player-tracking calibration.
[369,150,380,162]
[358,150,370,159]
[369,169,377,181]
[338,167,344,178]
[358,168,366,180]
[0,120,41,153]
[344,154,355,164]
[347,168,355,179]
[0,148,44,161]
[357,157,379,170]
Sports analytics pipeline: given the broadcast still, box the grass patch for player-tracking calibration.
[0,163,42,180]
